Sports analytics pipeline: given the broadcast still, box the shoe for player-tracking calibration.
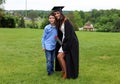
[48,72,53,76]
[48,73,51,76]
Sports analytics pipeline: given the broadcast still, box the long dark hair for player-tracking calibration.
[56,12,65,29]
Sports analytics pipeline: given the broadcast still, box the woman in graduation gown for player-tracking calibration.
[52,6,79,79]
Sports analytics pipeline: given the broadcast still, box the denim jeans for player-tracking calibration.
[45,49,55,74]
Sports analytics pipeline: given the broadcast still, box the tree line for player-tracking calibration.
[81,9,120,32]
[0,9,120,32]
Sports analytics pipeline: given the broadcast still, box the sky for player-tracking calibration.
[3,0,120,11]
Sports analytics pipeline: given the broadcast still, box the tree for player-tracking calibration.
[73,11,83,27]
[66,11,83,31]
[0,0,5,15]
[0,0,5,23]
[27,10,39,28]
[18,17,25,28]
[0,0,5,4]
[112,18,120,32]
[40,18,49,29]
[0,15,16,28]
[79,11,85,24]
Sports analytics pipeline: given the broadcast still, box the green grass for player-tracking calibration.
[0,28,120,84]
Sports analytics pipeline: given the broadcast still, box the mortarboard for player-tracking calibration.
[52,6,64,13]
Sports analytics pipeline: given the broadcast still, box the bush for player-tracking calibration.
[0,15,16,28]
[18,17,25,28]
[95,22,114,32]
[112,18,120,32]
[40,18,49,29]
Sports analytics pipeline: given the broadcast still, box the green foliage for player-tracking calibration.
[99,16,110,24]
[112,18,120,32]
[73,11,83,27]
[66,11,83,31]
[26,10,40,29]
[27,10,39,20]
[0,15,16,28]
[0,8,4,17]
[40,18,49,29]
[25,21,38,29]
[95,22,113,32]
[3,9,120,32]
[18,17,25,28]
[0,0,5,4]
[25,20,42,29]
[84,12,91,22]
[83,9,120,32]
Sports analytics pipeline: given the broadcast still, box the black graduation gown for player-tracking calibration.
[55,19,79,79]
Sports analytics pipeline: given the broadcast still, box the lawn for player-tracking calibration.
[0,28,120,84]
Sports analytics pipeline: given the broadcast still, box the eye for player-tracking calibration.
[56,12,60,14]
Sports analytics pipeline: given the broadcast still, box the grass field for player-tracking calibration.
[0,28,120,84]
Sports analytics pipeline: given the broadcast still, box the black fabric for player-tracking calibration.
[52,6,64,13]
[55,28,63,71]
[55,19,79,79]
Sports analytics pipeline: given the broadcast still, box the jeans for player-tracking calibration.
[45,49,55,74]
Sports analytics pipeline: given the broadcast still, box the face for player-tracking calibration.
[49,15,55,25]
[54,11,61,20]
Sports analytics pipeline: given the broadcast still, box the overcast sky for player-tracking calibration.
[3,0,120,11]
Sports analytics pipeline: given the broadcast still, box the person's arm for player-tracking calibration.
[42,27,47,50]
[55,36,62,45]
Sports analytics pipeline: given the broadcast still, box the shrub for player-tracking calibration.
[40,18,49,29]
[0,15,16,28]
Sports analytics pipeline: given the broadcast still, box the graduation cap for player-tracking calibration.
[52,6,64,13]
